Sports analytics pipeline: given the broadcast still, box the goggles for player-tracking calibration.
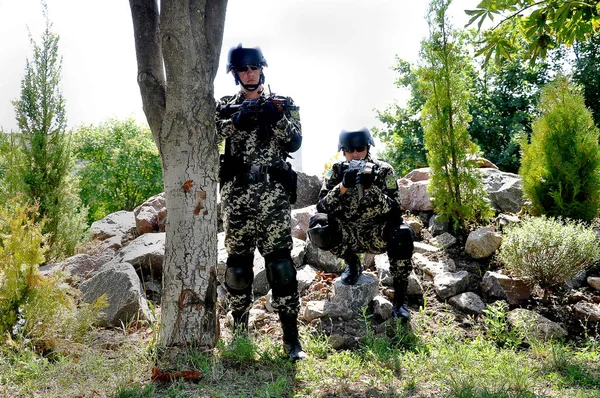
[342,146,367,153]
[235,64,261,73]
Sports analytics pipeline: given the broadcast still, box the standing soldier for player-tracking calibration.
[215,44,306,360]
[307,128,414,321]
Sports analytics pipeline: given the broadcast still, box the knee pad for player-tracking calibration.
[307,213,340,250]
[266,258,297,286]
[225,254,254,291]
[387,223,415,261]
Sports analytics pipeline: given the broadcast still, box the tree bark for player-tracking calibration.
[129,0,227,350]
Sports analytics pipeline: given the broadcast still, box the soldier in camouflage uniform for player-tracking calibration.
[307,128,414,320]
[215,44,306,360]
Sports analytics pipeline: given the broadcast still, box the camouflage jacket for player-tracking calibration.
[317,154,400,224]
[215,91,302,168]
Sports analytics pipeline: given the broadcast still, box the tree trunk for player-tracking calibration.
[129,0,227,350]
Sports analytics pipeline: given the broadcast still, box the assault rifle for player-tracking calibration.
[341,159,380,199]
[216,95,299,119]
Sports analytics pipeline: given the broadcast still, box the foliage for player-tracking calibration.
[71,118,163,223]
[373,57,428,176]
[466,0,600,65]
[418,0,493,232]
[0,198,104,352]
[498,216,600,295]
[519,77,600,220]
[0,130,26,202]
[11,9,87,260]
[481,301,523,348]
[573,32,600,127]
[468,56,552,172]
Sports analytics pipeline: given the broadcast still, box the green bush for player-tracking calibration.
[519,77,600,221]
[72,118,163,223]
[498,216,600,297]
[0,198,104,352]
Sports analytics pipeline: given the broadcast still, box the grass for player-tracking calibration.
[2,308,600,398]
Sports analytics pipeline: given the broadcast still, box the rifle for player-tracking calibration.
[216,95,299,119]
[341,159,380,199]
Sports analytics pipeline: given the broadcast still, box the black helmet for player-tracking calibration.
[338,128,375,151]
[226,44,268,72]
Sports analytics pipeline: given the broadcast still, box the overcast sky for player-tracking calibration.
[0,0,478,175]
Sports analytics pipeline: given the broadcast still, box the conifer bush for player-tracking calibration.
[519,77,600,221]
[0,198,105,351]
[498,216,600,299]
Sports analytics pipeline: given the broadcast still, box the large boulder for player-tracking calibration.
[465,227,502,259]
[90,211,137,242]
[133,193,166,235]
[293,171,321,210]
[479,168,524,214]
[80,262,153,327]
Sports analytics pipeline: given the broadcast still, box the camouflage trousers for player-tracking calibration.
[328,218,412,281]
[221,179,300,316]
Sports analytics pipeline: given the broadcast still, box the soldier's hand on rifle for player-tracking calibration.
[341,168,359,189]
[232,109,256,131]
[356,172,375,190]
[261,101,283,126]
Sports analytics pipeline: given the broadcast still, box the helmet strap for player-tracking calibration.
[232,71,265,92]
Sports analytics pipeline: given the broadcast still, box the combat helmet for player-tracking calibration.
[338,128,375,151]
[226,44,267,91]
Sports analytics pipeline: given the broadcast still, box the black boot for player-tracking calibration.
[392,276,410,322]
[341,252,362,285]
[279,312,307,361]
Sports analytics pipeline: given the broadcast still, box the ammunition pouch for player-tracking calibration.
[273,162,297,204]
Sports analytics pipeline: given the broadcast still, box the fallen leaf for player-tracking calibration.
[151,367,203,383]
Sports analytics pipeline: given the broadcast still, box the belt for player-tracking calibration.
[237,163,275,183]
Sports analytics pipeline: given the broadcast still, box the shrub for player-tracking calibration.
[498,216,600,299]
[519,77,600,221]
[0,198,105,352]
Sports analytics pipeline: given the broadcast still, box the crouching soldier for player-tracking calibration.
[307,128,414,320]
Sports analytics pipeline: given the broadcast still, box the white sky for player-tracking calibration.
[0,0,478,175]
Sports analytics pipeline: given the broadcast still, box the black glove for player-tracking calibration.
[261,101,283,126]
[232,110,256,131]
[341,168,358,189]
[356,172,375,190]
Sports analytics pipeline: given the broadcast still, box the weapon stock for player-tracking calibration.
[341,159,379,199]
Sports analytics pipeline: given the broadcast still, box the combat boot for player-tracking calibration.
[341,252,362,285]
[279,312,307,361]
[392,277,411,322]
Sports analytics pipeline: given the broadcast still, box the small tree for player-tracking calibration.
[12,6,87,259]
[520,77,600,221]
[418,0,493,232]
[72,118,163,223]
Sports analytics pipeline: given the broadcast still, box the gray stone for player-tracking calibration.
[507,308,567,342]
[90,210,137,241]
[80,262,153,327]
[133,192,166,235]
[413,252,455,279]
[301,300,354,322]
[407,272,424,296]
[291,237,306,267]
[588,277,600,291]
[293,172,322,210]
[372,295,393,320]
[482,271,532,305]
[480,168,525,214]
[291,205,316,241]
[428,215,449,236]
[304,241,345,273]
[332,274,379,313]
[448,292,486,315]
[117,232,165,276]
[572,302,600,322]
[434,271,469,300]
[465,228,502,259]
[297,264,318,293]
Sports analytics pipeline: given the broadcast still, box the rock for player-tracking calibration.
[588,277,600,291]
[293,172,321,210]
[291,237,307,267]
[407,272,424,296]
[117,232,165,276]
[133,192,166,234]
[90,210,137,242]
[465,227,502,259]
[481,271,532,305]
[371,295,393,321]
[302,300,354,322]
[448,292,486,315]
[431,232,457,250]
[405,219,422,237]
[58,251,117,283]
[398,178,433,212]
[572,302,600,322]
[304,241,345,273]
[413,253,456,279]
[332,274,379,313]
[297,265,318,293]
[434,271,469,300]
[507,308,567,342]
[404,168,430,182]
[80,262,153,327]
[291,205,317,241]
[479,168,524,214]
[413,241,440,254]
[428,215,449,237]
